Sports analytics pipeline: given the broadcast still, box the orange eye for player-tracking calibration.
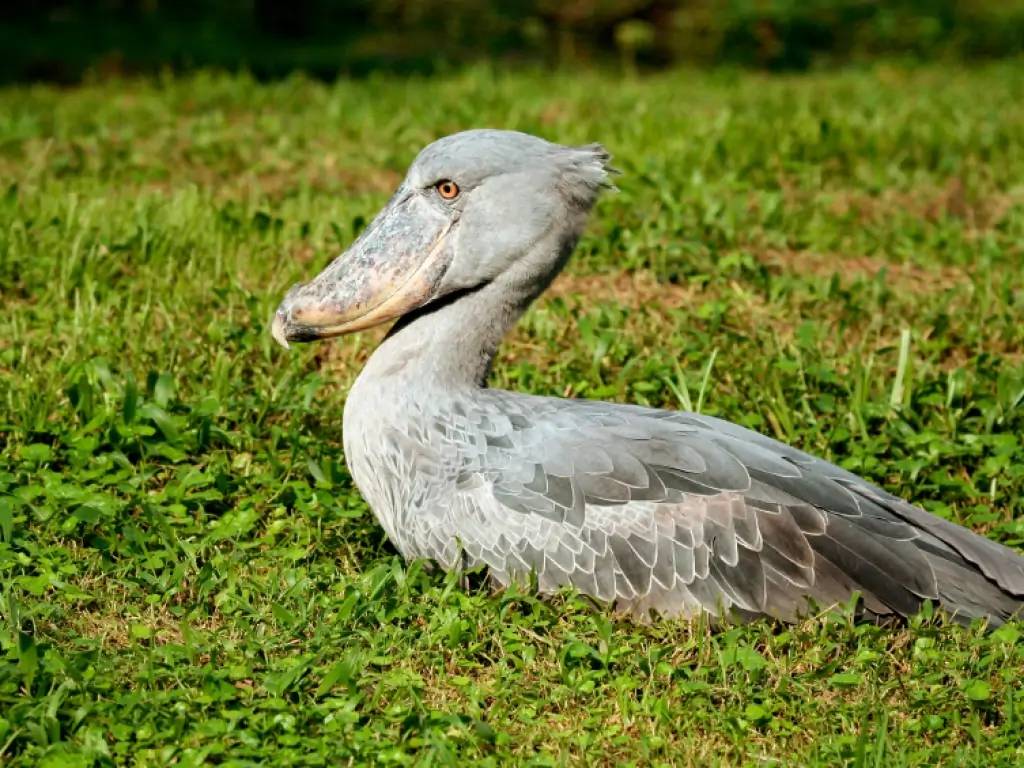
[436,180,460,200]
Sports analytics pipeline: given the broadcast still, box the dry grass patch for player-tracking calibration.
[758,248,968,296]
[548,268,799,339]
[548,269,700,308]
[827,178,1024,232]
[43,580,228,651]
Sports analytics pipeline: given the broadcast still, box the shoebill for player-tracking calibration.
[272,129,1024,626]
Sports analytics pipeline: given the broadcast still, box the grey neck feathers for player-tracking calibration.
[360,225,580,390]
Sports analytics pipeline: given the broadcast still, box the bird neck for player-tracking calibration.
[353,212,586,393]
[361,237,581,394]
[358,275,534,391]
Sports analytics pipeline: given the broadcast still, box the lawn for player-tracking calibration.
[1,63,1024,766]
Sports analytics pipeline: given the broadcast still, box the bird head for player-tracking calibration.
[272,129,611,347]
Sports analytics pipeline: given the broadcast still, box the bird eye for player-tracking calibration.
[435,180,460,200]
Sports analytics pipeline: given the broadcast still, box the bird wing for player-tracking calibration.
[404,391,1023,623]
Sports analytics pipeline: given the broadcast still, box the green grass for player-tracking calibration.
[2,63,1024,766]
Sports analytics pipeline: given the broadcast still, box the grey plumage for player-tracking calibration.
[275,129,1024,627]
[345,388,1024,625]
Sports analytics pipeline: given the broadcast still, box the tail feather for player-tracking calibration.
[928,554,1023,627]
[840,483,1024,625]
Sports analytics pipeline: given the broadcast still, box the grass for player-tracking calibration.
[1,62,1024,766]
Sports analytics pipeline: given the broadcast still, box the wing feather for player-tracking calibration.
[401,391,1023,624]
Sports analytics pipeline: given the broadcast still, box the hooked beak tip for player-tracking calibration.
[271,311,290,350]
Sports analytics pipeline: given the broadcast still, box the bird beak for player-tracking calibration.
[271,188,453,348]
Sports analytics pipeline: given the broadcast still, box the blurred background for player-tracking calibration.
[4,0,1024,83]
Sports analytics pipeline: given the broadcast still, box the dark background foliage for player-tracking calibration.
[4,0,1024,82]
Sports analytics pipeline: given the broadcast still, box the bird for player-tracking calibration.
[272,129,1024,626]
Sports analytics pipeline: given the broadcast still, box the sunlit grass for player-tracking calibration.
[1,64,1023,766]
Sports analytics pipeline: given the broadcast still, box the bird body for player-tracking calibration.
[275,129,1024,626]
